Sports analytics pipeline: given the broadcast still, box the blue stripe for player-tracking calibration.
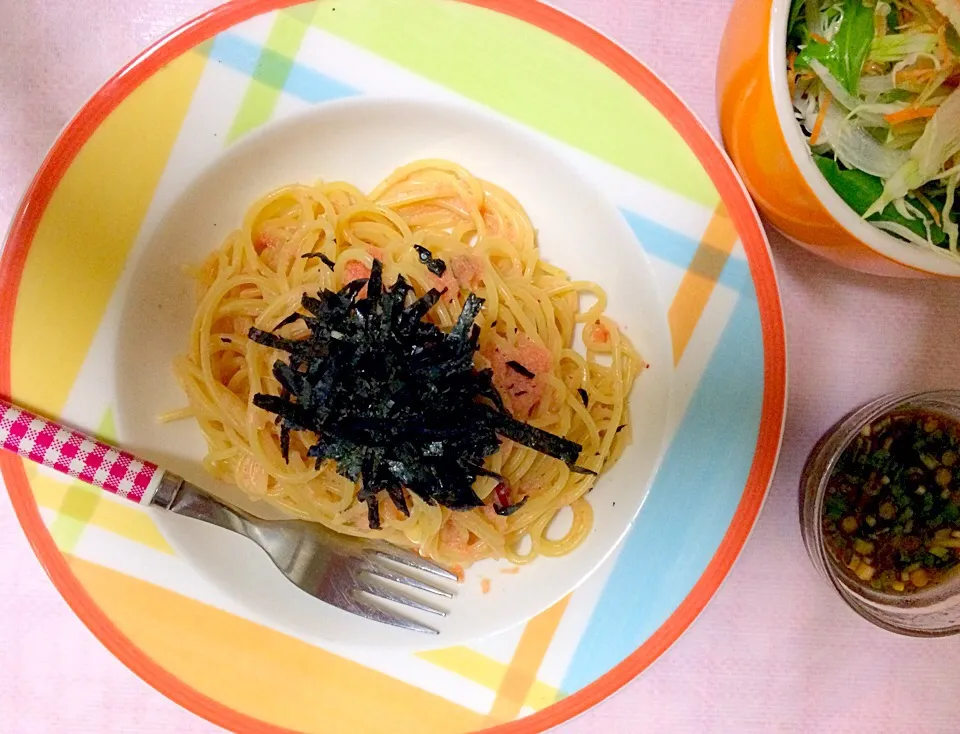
[208,33,358,103]
[620,208,752,293]
[561,283,764,692]
[208,33,262,76]
[284,62,358,103]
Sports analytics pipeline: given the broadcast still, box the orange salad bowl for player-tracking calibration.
[718,0,960,278]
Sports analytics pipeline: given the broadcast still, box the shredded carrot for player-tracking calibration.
[875,10,888,38]
[884,105,939,124]
[451,564,465,583]
[810,32,829,45]
[914,0,942,25]
[809,91,832,146]
[500,566,520,575]
[481,577,491,594]
[916,191,943,227]
[897,68,936,82]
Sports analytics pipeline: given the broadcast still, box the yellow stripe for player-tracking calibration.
[417,647,562,712]
[67,555,487,733]
[523,675,564,711]
[27,467,173,555]
[667,204,738,364]
[485,595,571,724]
[226,9,314,142]
[11,49,207,416]
[418,646,505,692]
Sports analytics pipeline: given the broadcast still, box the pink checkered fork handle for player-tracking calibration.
[0,399,164,505]
[0,399,457,633]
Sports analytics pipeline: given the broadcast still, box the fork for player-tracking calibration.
[0,399,456,634]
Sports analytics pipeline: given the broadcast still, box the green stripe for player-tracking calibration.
[312,0,718,208]
[226,5,319,142]
[49,409,116,553]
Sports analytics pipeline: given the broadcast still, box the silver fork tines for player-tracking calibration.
[364,563,454,598]
[370,545,459,581]
[156,476,457,634]
[358,578,447,617]
[345,589,443,635]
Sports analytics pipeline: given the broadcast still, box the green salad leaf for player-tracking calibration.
[869,33,938,63]
[796,0,875,95]
[949,26,960,55]
[814,154,948,245]
[789,0,808,46]
[878,89,914,104]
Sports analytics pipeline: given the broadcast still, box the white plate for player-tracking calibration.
[114,97,672,649]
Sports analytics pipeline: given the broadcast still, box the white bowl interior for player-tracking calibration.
[768,0,960,276]
[114,98,672,651]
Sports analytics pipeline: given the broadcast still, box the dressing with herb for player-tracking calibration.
[823,409,960,593]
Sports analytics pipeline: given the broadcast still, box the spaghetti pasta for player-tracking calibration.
[173,160,642,567]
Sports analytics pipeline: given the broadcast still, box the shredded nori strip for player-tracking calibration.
[272,312,305,331]
[494,495,528,517]
[506,360,536,379]
[483,406,580,464]
[249,259,586,529]
[413,245,447,277]
[302,252,336,271]
[577,388,589,407]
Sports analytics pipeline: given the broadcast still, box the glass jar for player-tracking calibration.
[800,389,960,636]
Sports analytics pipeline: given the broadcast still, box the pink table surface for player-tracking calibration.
[4,0,960,732]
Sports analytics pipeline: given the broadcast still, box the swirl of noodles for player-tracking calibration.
[171,159,642,568]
